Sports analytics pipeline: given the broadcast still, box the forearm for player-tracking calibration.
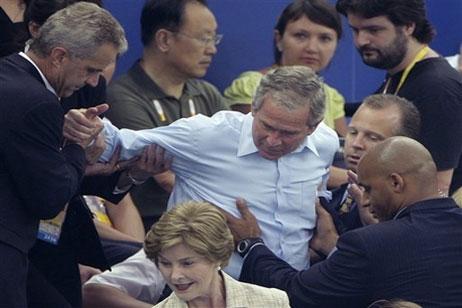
[327,166,348,189]
[240,245,299,291]
[93,220,142,243]
[153,171,175,193]
[82,284,152,308]
[105,194,145,241]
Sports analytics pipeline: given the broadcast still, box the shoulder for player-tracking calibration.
[187,78,221,94]
[108,71,138,97]
[413,58,462,90]
[187,79,231,110]
[178,110,245,132]
[223,272,290,307]
[323,82,345,104]
[224,70,264,104]
[310,122,340,153]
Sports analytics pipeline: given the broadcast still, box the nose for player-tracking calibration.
[304,37,318,52]
[355,31,370,47]
[351,133,366,150]
[266,131,282,146]
[205,43,217,55]
[86,73,100,87]
[170,265,184,281]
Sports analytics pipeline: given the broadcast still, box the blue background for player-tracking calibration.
[105,0,462,103]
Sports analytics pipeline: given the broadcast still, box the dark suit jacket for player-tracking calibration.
[28,77,127,307]
[0,53,86,253]
[240,198,462,307]
[320,183,362,235]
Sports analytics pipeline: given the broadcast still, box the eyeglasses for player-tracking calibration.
[175,32,223,47]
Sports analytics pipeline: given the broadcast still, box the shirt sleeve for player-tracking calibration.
[85,249,165,303]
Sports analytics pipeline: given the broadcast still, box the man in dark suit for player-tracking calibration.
[322,94,421,235]
[0,3,127,306]
[226,137,462,307]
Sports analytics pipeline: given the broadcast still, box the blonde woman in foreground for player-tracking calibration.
[144,201,290,308]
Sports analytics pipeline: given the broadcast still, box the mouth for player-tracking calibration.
[174,282,194,292]
[346,154,361,165]
[300,57,319,65]
[360,48,379,57]
[199,60,212,66]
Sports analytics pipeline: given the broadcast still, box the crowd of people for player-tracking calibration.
[0,0,461,307]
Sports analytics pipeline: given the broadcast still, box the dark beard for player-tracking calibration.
[358,30,408,70]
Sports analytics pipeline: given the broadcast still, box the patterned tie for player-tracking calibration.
[339,194,354,214]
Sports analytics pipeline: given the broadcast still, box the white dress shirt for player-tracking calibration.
[101,111,339,278]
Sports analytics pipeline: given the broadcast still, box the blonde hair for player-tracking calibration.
[144,201,234,267]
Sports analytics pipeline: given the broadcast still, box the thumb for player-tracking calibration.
[85,103,109,119]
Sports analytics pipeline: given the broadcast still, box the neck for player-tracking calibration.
[140,48,186,99]
[388,40,437,75]
[187,271,226,308]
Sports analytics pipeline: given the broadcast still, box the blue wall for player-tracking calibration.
[105,0,462,103]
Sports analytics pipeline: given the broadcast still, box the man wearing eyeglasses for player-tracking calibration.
[105,0,229,230]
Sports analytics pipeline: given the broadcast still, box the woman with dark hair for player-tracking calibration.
[225,0,347,136]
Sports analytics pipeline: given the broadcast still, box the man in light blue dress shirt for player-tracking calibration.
[100,66,339,278]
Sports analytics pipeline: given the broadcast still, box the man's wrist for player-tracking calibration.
[236,237,264,258]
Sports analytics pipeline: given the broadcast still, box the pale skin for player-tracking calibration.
[224,137,442,257]
[141,2,218,99]
[63,104,172,184]
[132,2,218,190]
[0,0,25,23]
[346,13,453,195]
[274,15,347,136]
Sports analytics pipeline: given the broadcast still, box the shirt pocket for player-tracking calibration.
[285,172,322,225]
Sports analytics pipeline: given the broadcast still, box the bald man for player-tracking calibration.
[226,137,462,307]
[324,94,421,234]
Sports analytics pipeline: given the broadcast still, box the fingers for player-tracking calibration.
[108,146,121,165]
[348,183,363,204]
[84,104,109,119]
[347,170,358,185]
[235,198,250,217]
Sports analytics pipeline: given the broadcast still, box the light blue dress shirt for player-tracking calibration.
[101,111,339,278]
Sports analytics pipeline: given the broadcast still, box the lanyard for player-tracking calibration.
[152,98,197,121]
[153,100,166,122]
[382,46,429,94]
[188,99,196,116]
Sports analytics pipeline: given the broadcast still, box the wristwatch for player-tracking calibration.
[236,237,264,258]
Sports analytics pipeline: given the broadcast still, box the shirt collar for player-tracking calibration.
[131,60,201,100]
[19,52,59,99]
[237,113,320,158]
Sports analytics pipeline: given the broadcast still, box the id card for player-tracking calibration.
[36,205,68,245]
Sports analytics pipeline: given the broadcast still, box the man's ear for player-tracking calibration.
[155,29,173,52]
[403,22,416,37]
[28,21,41,38]
[389,173,405,193]
[50,47,69,67]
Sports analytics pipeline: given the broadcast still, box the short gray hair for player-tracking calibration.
[30,2,127,59]
[252,66,325,127]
